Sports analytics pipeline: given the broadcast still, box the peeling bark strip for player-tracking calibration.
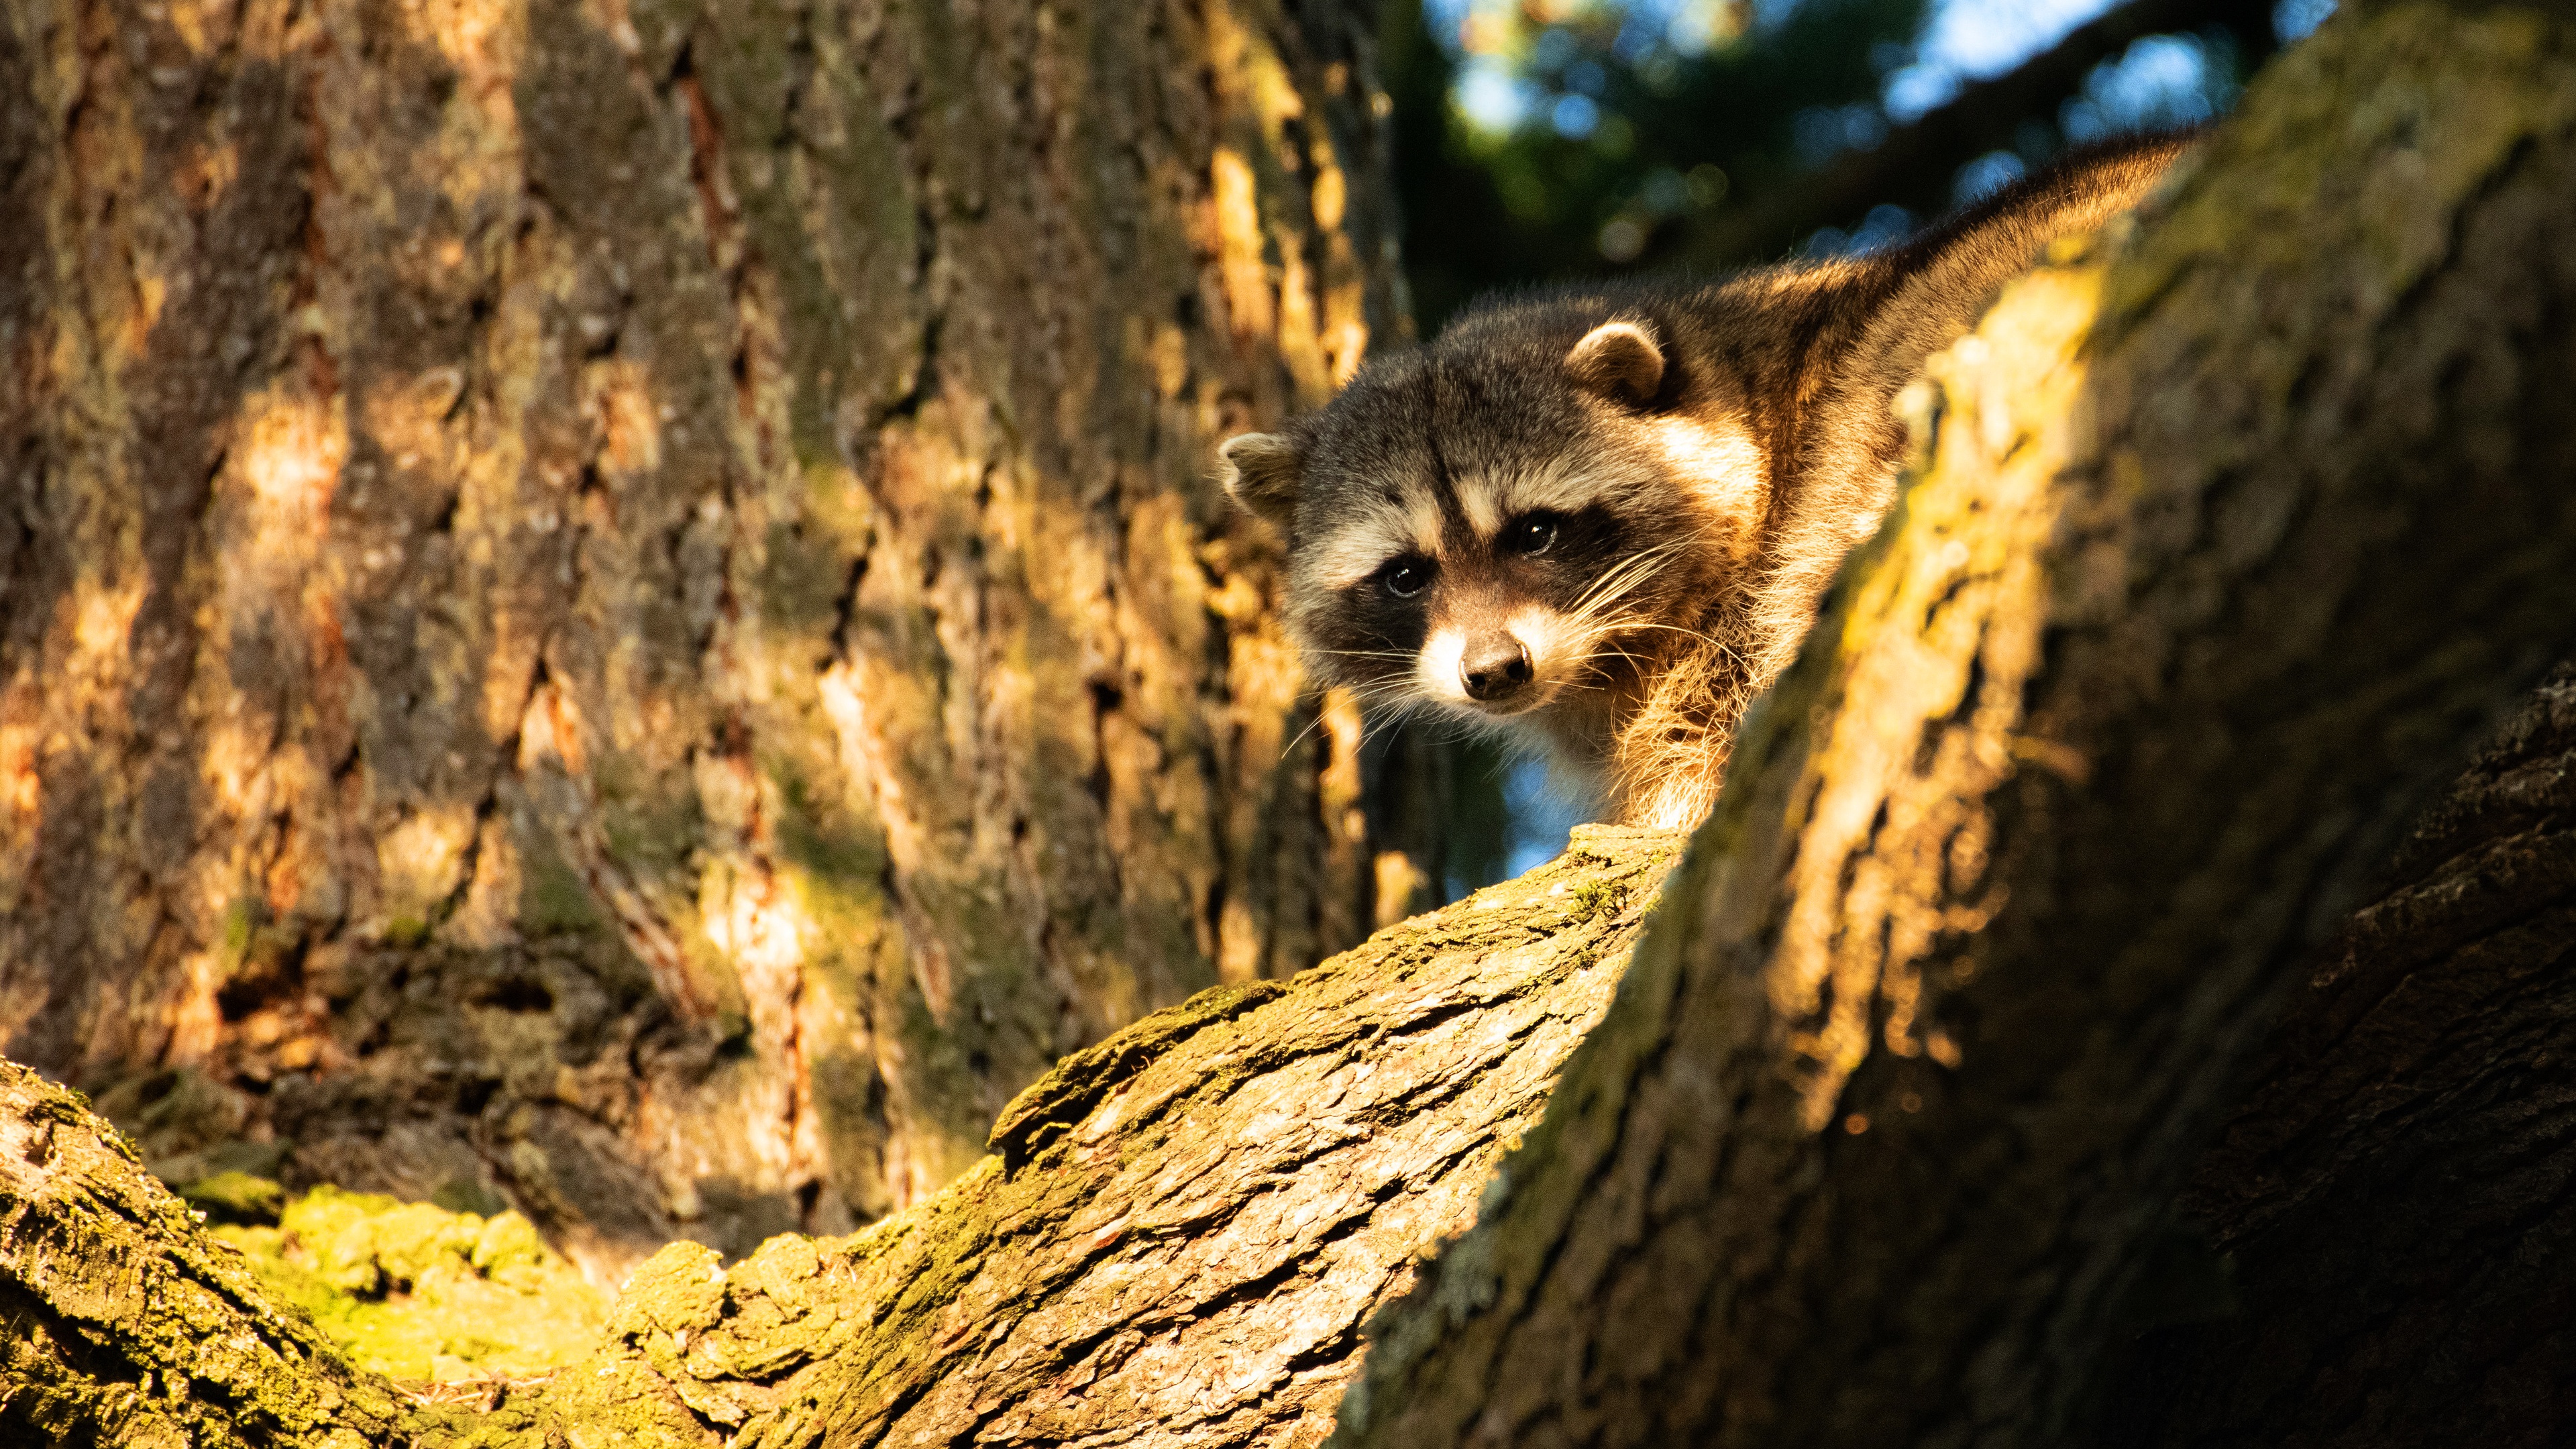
[1337,7,2576,1446]
[0,828,1679,1446]
[0,0,1398,1266]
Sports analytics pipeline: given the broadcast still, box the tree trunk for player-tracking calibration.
[1337,5,2576,1444]
[9,3,2576,1448]
[0,0,1401,1272]
[2103,661,2576,1448]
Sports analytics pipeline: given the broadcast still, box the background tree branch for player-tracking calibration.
[1683,0,2284,265]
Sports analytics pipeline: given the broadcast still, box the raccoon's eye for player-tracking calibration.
[1379,557,1433,599]
[1501,513,1560,556]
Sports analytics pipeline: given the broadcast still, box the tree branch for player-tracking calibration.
[1684,0,2282,266]
[0,1067,411,1447]
[1,830,1683,1447]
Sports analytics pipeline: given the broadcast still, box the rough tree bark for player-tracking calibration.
[1338,6,2576,1444]
[7,3,2576,1448]
[0,0,1401,1271]
[0,827,1683,1446]
[2102,661,2576,1446]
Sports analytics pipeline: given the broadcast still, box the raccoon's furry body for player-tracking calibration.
[1222,132,2194,830]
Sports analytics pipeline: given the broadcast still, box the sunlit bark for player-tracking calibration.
[0,0,1398,1272]
[1,828,1680,1447]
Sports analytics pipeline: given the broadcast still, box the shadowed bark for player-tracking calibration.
[0,0,1401,1272]
[2100,661,2576,1447]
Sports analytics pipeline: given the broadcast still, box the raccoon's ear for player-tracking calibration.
[1218,431,1303,531]
[1566,320,1665,407]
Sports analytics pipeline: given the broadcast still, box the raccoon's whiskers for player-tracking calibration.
[1574,647,1658,675]
[1358,708,1422,750]
[1560,565,1660,632]
[1559,546,1690,641]
[1278,710,1332,763]
[1275,677,1421,761]
[1591,618,1737,658]
[1564,541,1688,621]
[1307,647,1423,663]
[1564,615,1713,668]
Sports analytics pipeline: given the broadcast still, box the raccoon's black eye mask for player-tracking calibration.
[1501,513,1560,556]
[1515,506,1629,588]
[1372,511,1560,600]
[1379,555,1434,599]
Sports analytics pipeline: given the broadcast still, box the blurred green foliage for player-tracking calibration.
[1380,0,2284,331]
[1385,0,1929,326]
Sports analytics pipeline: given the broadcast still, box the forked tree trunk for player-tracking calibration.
[1337,6,2576,1444]
[7,4,2576,1449]
[0,0,1400,1272]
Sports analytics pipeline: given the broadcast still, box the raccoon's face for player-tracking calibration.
[1287,491,1643,724]
[1220,315,1767,735]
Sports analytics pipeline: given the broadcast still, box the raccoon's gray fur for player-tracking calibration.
[1221,132,2194,830]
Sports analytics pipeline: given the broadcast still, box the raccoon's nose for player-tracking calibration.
[1460,637,1534,702]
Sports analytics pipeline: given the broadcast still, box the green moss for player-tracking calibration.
[178,1170,286,1226]
[1570,879,1631,922]
[517,827,606,936]
[769,757,889,894]
[217,896,261,971]
[212,1185,609,1383]
[383,914,431,949]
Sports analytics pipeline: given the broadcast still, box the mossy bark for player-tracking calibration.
[0,1063,412,1449]
[0,0,1401,1269]
[2,826,1681,1446]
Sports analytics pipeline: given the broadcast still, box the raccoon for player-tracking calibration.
[1221,132,2194,830]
